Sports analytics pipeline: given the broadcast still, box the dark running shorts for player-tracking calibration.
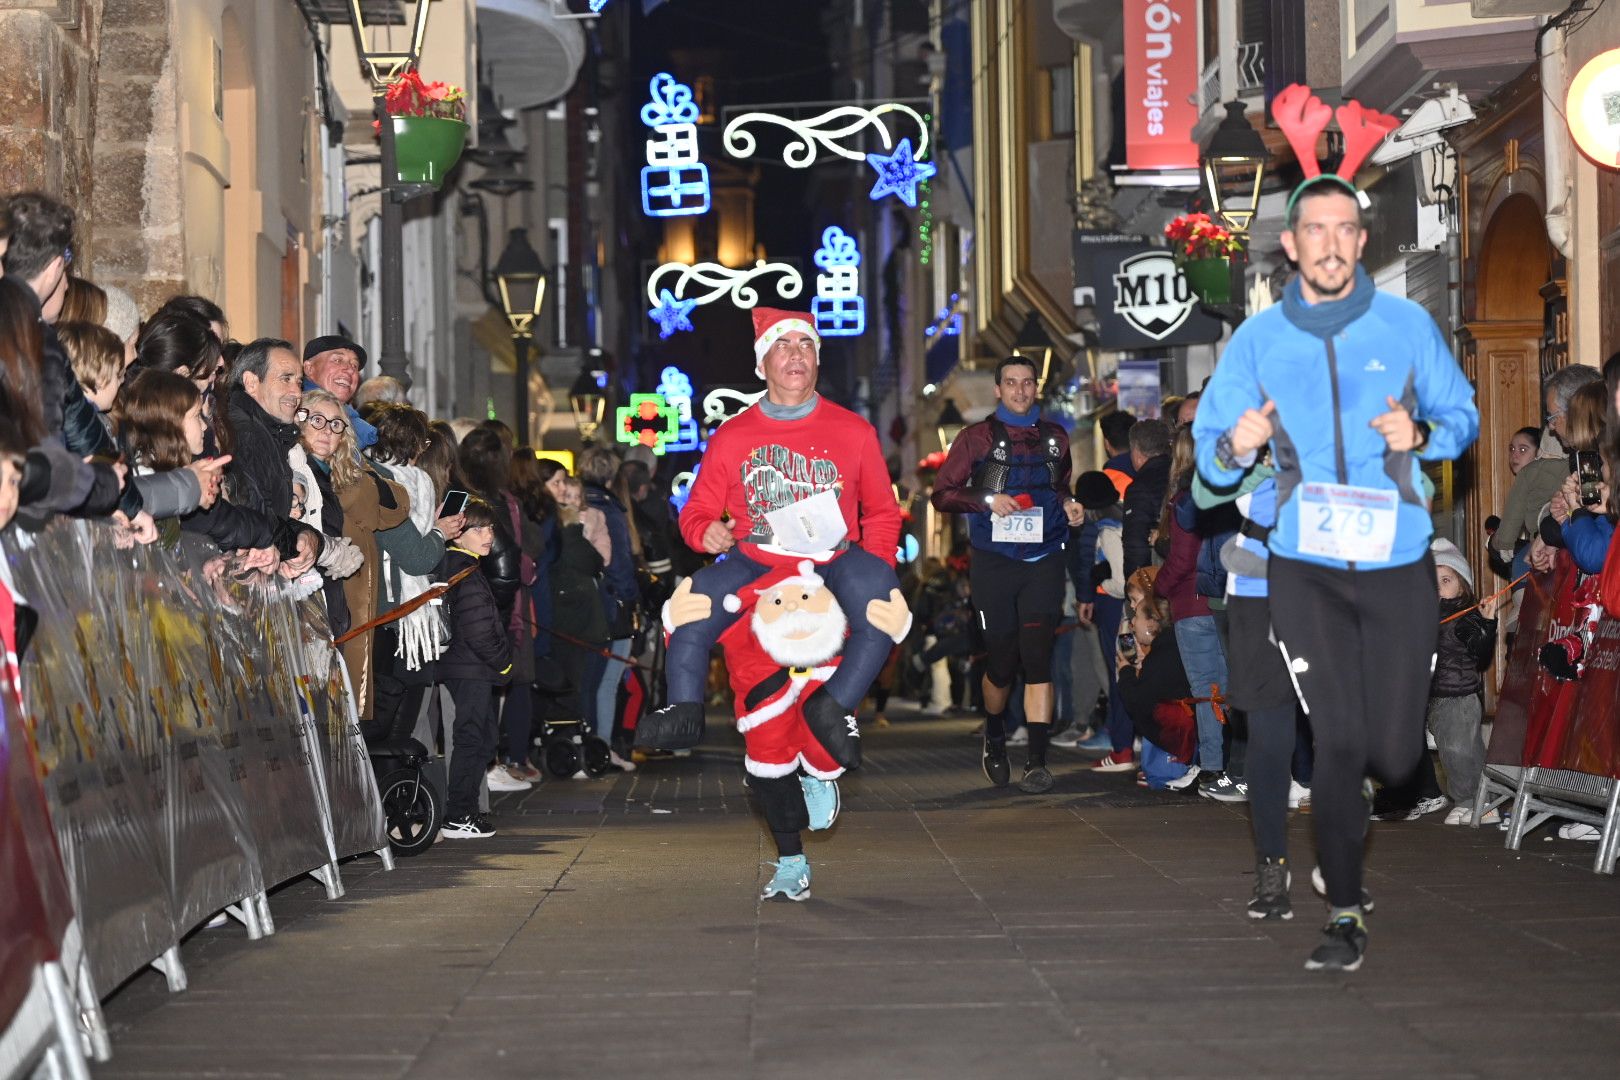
[968,545,1066,639]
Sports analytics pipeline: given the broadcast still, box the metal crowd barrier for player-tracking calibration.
[1482,558,1620,872]
[0,519,391,1072]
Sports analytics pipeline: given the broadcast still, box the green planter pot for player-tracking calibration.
[1180,256,1232,306]
[391,116,468,189]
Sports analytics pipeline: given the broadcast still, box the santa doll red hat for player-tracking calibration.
[751,307,819,379]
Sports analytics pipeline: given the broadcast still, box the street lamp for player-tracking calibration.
[1012,313,1057,396]
[1201,101,1269,235]
[493,228,548,444]
[1200,101,1270,325]
[936,399,966,452]
[569,367,608,445]
[347,0,435,389]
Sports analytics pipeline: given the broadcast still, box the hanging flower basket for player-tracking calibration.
[1180,256,1232,306]
[375,71,469,189]
[1164,212,1243,307]
[392,116,468,188]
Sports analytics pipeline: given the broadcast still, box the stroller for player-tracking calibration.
[531,654,614,779]
[363,669,445,857]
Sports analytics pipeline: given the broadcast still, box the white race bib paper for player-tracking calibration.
[1295,482,1398,563]
[991,508,1044,545]
[764,489,848,555]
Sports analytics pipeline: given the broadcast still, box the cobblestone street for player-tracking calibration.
[95,710,1620,1079]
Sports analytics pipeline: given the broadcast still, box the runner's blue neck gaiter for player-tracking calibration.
[1281,264,1375,340]
[994,403,1040,426]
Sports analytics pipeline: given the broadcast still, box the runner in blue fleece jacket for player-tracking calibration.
[1193,178,1479,974]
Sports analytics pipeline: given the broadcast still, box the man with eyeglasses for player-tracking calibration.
[303,335,378,448]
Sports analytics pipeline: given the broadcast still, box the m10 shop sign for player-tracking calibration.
[1125,0,1199,171]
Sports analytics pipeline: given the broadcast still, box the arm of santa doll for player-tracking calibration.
[866,587,914,643]
[660,576,713,635]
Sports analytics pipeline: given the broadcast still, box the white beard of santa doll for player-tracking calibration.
[750,583,848,668]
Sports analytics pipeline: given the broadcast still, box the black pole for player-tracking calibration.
[376,91,409,389]
[513,334,530,443]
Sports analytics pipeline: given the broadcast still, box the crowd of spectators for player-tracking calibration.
[0,191,679,842]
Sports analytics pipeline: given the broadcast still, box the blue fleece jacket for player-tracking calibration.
[1193,274,1478,570]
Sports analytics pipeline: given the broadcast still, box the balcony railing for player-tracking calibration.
[1237,40,1265,95]
[1198,57,1221,115]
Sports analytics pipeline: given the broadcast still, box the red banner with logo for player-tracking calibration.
[1124,0,1201,171]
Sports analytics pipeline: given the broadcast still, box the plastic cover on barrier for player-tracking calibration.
[0,692,60,1033]
[288,596,388,860]
[4,522,178,991]
[3,518,384,993]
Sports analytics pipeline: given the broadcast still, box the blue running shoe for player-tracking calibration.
[1076,728,1113,754]
[761,855,811,902]
[800,775,841,831]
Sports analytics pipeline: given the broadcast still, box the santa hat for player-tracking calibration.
[751,307,818,379]
[723,560,825,614]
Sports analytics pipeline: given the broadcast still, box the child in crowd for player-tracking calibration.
[56,320,126,419]
[437,497,513,839]
[1431,540,1499,825]
[1371,539,1498,823]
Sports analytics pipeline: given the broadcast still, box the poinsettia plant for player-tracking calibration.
[1163,212,1244,260]
[372,71,468,131]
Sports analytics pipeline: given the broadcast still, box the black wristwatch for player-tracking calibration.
[1413,420,1432,451]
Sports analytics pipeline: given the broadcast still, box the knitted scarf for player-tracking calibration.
[1280,264,1375,340]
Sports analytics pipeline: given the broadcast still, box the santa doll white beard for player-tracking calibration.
[751,605,848,668]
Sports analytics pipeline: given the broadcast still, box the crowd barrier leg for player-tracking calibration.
[1505,767,1541,850]
[376,844,396,872]
[57,923,108,1063]
[1471,765,1519,830]
[40,963,91,1080]
[311,862,345,900]
[149,947,186,994]
[222,891,271,941]
[1594,782,1620,875]
[252,891,276,936]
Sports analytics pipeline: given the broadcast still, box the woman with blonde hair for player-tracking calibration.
[300,387,409,723]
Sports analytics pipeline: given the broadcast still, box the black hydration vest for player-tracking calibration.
[969,417,1067,494]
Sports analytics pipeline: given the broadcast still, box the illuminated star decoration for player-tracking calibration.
[648,289,699,338]
[865,138,936,207]
[589,0,611,10]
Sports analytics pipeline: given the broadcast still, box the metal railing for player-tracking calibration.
[1237,40,1266,94]
[1198,57,1221,114]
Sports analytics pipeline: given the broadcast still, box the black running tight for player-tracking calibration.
[751,773,808,856]
[1267,554,1438,908]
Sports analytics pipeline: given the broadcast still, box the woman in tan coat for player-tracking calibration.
[299,388,409,722]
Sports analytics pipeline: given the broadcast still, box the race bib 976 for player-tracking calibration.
[992,508,1044,545]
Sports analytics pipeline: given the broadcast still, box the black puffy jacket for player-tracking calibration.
[475,489,521,623]
[1433,598,1496,698]
[438,547,513,683]
[222,387,298,518]
[1123,454,1170,577]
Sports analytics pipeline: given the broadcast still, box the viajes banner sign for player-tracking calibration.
[1123,0,1200,171]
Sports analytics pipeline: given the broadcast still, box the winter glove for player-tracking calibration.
[317,535,366,579]
[1540,634,1584,682]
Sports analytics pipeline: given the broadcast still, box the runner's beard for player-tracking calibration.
[752,603,848,668]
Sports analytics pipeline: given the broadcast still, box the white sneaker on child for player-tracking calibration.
[486,765,533,792]
[1288,779,1312,811]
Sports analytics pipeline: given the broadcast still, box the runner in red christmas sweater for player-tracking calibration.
[635,308,909,768]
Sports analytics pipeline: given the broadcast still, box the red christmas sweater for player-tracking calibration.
[680,397,901,567]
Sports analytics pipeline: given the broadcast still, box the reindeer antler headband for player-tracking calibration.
[1273,84,1400,221]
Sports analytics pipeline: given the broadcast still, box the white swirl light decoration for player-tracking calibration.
[645,260,805,338]
[702,387,767,428]
[723,103,930,167]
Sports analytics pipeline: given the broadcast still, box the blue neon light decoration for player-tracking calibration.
[865,137,936,207]
[589,0,611,11]
[811,226,865,338]
[640,73,710,218]
[648,289,699,338]
[656,365,703,453]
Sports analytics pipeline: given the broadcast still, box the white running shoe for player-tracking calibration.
[1558,822,1601,841]
[486,765,533,792]
[1164,763,1202,791]
[609,749,637,772]
[1288,779,1312,811]
[1005,726,1029,746]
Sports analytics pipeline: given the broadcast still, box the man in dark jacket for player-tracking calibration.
[219,337,321,572]
[1122,418,1172,577]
